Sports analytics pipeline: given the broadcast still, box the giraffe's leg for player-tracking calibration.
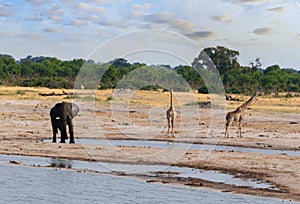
[171,118,175,137]
[225,113,231,138]
[166,117,170,136]
[238,117,242,138]
[224,124,229,138]
[225,117,232,138]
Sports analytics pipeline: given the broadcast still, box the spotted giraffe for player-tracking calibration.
[166,89,177,137]
[225,94,257,138]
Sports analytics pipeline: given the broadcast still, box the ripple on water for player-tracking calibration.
[0,159,296,204]
[0,154,279,191]
[43,138,300,157]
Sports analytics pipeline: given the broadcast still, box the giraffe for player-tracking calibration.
[224,107,242,138]
[224,93,257,138]
[238,93,257,112]
[166,89,177,137]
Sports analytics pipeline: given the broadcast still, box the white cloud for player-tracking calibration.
[267,6,285,12]
[60,0,75,5]
[26,14,44,22]
[0,0,299,69]
[253,27,273,35]
[27,0,46,6]
[185,31,217,40]
[77,2,91,10]
[210,14,234,23]
[83,0,113,4]
[79,15,100,23]
[68,19,87,27]
[132,3,152,11]
[143,12,197,33]
[98,20,126,28]
[43,28,63,33]
[18,33,45,40]
[232,0,271,5]
[62,34,92,43]
[75,2,106,14]
[0,31,16,38]
[46,4,64,22]
[0,2,14,17]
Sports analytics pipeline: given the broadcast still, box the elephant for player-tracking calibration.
[50,102,79,143]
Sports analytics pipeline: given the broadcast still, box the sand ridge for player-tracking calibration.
[0,88,299,201]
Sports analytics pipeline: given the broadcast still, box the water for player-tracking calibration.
[0,163,297,204]
[0,154,277,190]
[43,138,300,156]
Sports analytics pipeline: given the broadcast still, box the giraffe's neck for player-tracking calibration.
[239,94,256,111]
[170,90,174,109]
[233,107,241,113]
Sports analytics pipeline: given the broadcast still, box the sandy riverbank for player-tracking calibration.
[0,87,299,201]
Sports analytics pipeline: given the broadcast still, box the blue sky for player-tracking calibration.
[0,0,299,69]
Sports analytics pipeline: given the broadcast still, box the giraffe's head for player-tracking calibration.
[252,93,258,102]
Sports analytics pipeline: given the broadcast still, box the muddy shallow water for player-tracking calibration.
[0,154,278,190]
[43,138,300,156]
[0,156,296,204]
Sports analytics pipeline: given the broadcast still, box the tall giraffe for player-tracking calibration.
[224,93,257,138]
[166,89,177,137]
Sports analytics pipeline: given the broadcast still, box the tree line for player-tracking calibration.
[0,46,299,95]
[0,55,84,89]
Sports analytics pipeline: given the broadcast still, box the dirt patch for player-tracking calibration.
[0,88,299,201]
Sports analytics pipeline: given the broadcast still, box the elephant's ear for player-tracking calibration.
[71,104,79,117]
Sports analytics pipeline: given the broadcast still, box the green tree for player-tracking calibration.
[175,65,204,90]
[200,46,240,75]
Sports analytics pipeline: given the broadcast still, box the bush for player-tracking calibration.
[198,86,209,94]
[15,90,26,95]
[285,93,293,98]
[106,96,113,101]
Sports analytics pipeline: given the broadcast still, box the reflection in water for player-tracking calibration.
[0,154,279,191]
[50,158,72,168]
[0,164,297,204]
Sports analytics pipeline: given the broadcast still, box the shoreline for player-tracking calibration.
[0,149,294,202]
[0,89,299,201]
[0,140,299,201]
[1,159,291,203]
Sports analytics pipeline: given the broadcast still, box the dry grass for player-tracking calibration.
[226,94,300,113]
[0,86,299,113]
[0,86,66,101]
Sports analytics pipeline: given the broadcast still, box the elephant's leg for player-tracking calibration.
[63,123,68,140]
[59,122,68,140]
[60,122,67,143]
[51,119,57,143]
[68,119,75,144]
